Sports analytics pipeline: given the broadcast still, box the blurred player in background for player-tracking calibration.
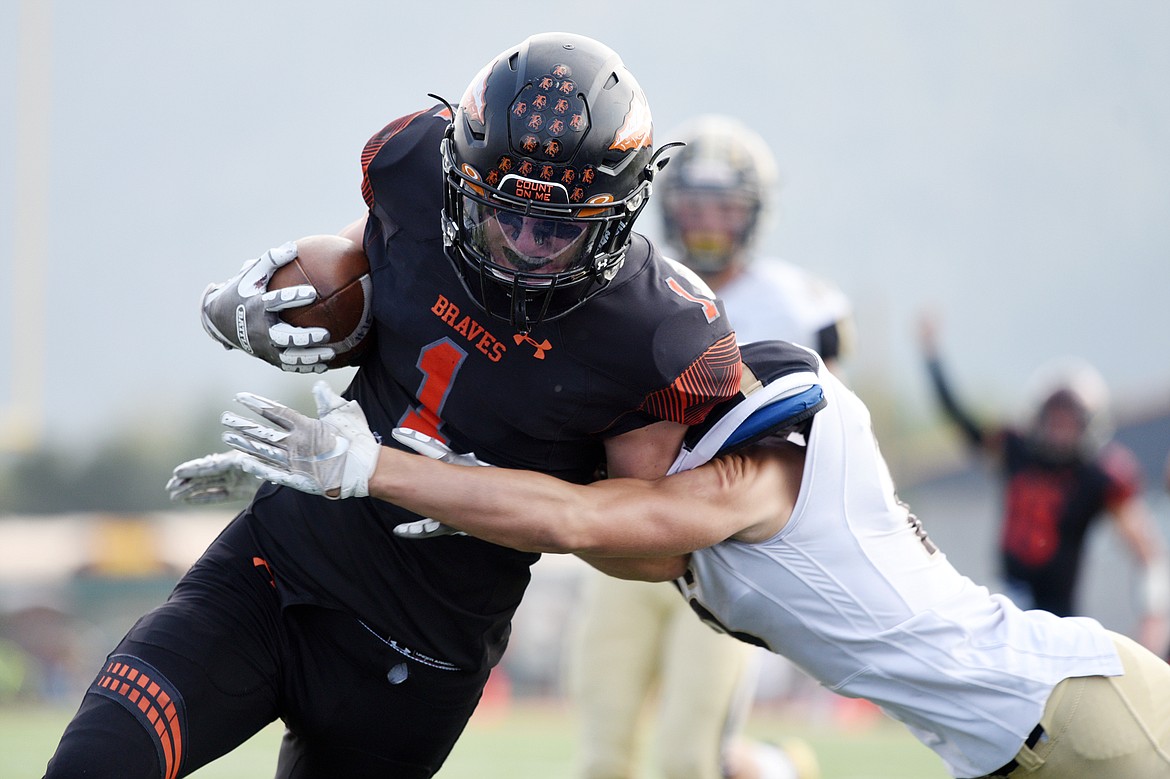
[919,313,1170,657]
[570,116,851,779]
[47,33,743,779]
[201,339,1170,779]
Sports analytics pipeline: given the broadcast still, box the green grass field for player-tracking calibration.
[2,700,948,778]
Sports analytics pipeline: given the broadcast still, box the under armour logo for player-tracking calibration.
[252,557,276,588]
[513,333,553,359]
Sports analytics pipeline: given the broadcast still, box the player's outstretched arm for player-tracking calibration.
[382,428,796,557]
[1109,494,1170,655]
[175,384,798,557]
[918,310,997,453]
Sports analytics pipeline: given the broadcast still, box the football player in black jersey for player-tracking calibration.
[46,33,741,779]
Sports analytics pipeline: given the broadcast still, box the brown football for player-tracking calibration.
[268,234,374,368]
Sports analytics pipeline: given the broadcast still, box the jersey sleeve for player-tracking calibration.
[570,235,743,437]
[638,332,743,426]
[360,105,451,241]
[815,321,844,362]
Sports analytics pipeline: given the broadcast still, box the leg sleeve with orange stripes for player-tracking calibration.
[44,653,188,779]
[43,663,179,779]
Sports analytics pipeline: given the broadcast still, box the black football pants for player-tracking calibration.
[44,528,489,778]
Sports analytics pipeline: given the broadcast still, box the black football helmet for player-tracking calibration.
[656,115,778,275]
[440,32,658,332]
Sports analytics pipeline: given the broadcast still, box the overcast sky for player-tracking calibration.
[2,1,1169,452]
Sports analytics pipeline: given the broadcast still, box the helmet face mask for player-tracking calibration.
[656,115,778,276]
[659,188,759,272]
[440,33,656,332]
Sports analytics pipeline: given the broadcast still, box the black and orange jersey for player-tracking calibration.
[926,353,1144,617]
[999,432,1141,614]
[242,107,741,671]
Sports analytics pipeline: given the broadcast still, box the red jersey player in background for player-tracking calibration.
[920,312,1170,657]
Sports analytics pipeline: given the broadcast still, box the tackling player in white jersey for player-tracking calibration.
[178,338,1170,778]
[571,114,850,779]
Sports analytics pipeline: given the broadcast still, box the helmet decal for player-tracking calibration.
[460,61,493,126]
[610,88,652,152]
[460,162,485,196]
[498,174,570,204]
[579,193,615,216]
[509,65,589,166]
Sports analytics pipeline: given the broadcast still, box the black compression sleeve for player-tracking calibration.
[925,356,985,447]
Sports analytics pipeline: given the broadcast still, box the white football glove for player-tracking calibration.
[200,241,336,373]
[389,427,493,539]
[166,451,262,504]
[219,380,380,499]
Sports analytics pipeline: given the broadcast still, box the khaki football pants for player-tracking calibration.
[569,573,756,779]
[984,631,1170,778]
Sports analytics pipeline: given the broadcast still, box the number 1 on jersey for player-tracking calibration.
[398,338,467,443]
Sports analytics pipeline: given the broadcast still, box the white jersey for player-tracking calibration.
[716,258,851,347]
[671,353,1122,778]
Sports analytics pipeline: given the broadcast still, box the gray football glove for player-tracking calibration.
[389,427,493,539]
[166,451,262,504]
[200,241,335,373]
[219,381,380,499]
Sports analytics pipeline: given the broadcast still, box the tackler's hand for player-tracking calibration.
[199,241,335,373]
[166,451,261,504]
[389,428,493,539]
[220,381,379,499]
